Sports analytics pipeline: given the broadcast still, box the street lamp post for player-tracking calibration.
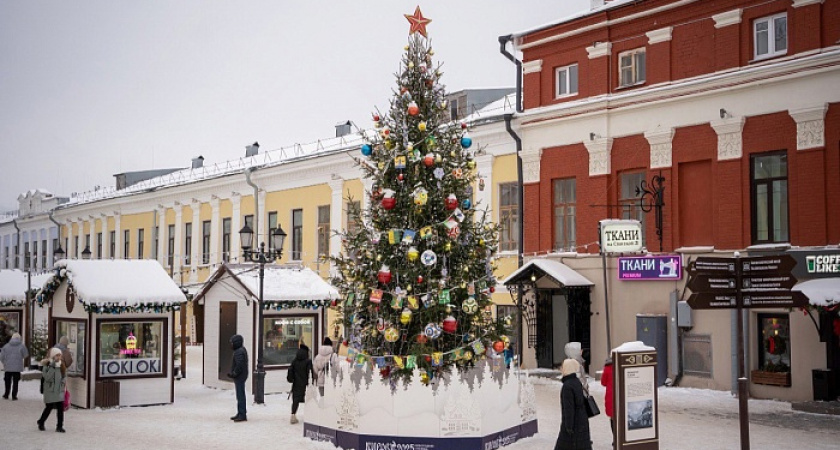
[238,223,286,404]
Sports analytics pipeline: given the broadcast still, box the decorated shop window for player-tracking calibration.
[262,315,316,367]
[98,320,166,378]
[55,320,86,377]
[758,313,790,373]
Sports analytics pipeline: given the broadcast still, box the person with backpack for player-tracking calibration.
[313,337,336,396]
[1,332,29,400]
[287,343,316,424]
[37,348,66,432]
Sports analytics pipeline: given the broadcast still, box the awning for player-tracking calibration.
[503,258,594,287]
[793,278,840,308]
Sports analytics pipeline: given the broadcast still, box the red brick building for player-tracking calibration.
[503,0,840,402]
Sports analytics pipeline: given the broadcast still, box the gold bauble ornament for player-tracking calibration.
[467,161,476,169]
[418,121,427,132]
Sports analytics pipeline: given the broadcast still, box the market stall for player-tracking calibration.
[0,270,51,356]
[36,260,186,408]
[194,263,339,393]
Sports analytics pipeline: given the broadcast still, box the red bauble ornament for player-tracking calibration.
[378,266,392,284]
[442,316,457,333]
[407,101,419,116]
[382,197,396,210]
[330,299,337,307]
[417,334,428,344]
[493,341,505,353]
[424,355,432,363]
[423,153,435,167]
[397,173,405,181]
[461,122,467,129]
[445,194,458,210]
[425,79,434,88]
[489,286,496,293]
[373,114,380,122]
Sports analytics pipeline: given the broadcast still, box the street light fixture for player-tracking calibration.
[238,223,286,404]
[53,246,65,261]
[81,245,92,260]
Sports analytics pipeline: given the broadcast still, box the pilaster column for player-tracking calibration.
[711,117,745,161]
[173,202,183,277]
[230,193,241,263]
[328,176,344,277]
[113,212,122,259]
[66,219,76,259]
[521,149,542,184]
[584,138,614,176]
[645,128,675,169]
[190,200,201,282]
[156,206,166,264]
[789,104,828,150]
[210,196,220,267]
[87,216,95,257]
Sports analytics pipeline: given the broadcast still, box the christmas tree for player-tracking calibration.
[332,7,509,386]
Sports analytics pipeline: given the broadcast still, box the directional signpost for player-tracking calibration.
[684,253,808,450]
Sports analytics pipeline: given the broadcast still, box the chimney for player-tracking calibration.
[191,155,204,169]
[335,121,353,138]
[245,142,260,157]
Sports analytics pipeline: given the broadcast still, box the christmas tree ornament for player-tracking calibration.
[426,136,437,149]
[460,121,467,129]
[461,199,472,210]
[421,293,435,308]
[370,289,384,304]
[467,160,476,170]
[460,135,473,149]
[406,141,414,152]
[442,315,457,333]
[420,372,429,384]
[472,340,485,354]
[407,101,419,116]
[361,144,373,156]
[413,187,428,205]
[388,228,403,244]
[438,289,451,305]
[420,249,437,266]
[433,167,445,180]
[391,292,403,310]
[373,114,380,122]
[416,275,424,283]
[493,341,505,353]
[397,173,405,182]
[400,308,412,325]
[450,150,457,158]
[416,334,428,344]
[445,194,458,210]
[419,226,433,240]
[378,161,386,170]
[408,61,415,69]
[377,318,386,331]
[406,355,417,369]
[407,246,419,262]
[423,153,435,167]
[479,178,485,191]
[401,229,416,244]
[407,295,419,310]
[435,153,442,163]
[381,127,390,137]
[446,226,461,239]
[384,327,400,343]
[462,297,478,314]
[444,241,451,252]
[394,155,407,169]
[464,350,474,361]
[381,189,396,210]
[394,356,404,369]
[424,323,442,340]
[406,284,412,292]
[418,121,427,132]
[384,139,394,150]
[431,352,443,366]
[452,168,463,179]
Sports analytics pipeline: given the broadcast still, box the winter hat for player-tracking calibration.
[12,332,21,339]
[561,358,580,377]
[60,336,69,345]
[49,347,62,359]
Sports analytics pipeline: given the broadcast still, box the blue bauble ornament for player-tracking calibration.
[361,144,373,156]
[460,136,473,149]
[461,199,472,210]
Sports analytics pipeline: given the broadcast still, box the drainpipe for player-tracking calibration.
[504,113,525,367]
[244,168,261,244]
[48,211,63,263]
[498,35,523,113]
[12,219,21,270]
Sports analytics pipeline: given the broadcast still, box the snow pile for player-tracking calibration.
[793,279,840,307]
[613,341,655,353]
[0,269,52,303]
[229,264,340,301]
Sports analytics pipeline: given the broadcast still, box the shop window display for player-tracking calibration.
[262,315,315,367]
[55,320,86,377]
[99,321,165,378]
[758,314,790,373]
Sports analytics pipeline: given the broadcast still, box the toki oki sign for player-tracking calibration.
[99,358,163,377]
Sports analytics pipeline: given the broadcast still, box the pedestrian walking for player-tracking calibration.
[601,356,615,448]
[287,344,316,424]
[57,336,74,373]
[1,332,29,400]
[555,358,592,450]
[564,342,589,392]
[312,337,336,396]
[37,348,66,432]
[227,334,248,422]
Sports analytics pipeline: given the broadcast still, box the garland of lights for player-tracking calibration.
[35,266,185,314]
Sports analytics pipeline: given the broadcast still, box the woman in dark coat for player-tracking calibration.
[287,345,315,424]
[555,358,592,450]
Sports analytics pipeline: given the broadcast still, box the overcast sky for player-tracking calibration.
[0,1,588,211]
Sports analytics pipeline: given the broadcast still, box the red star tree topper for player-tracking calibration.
[404,6,431,37]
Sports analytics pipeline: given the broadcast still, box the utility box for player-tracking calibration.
[637,315,668,386]
[677,301,693,328]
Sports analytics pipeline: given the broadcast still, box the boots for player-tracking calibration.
[290,414,299,424]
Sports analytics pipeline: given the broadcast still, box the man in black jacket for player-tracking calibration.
[227,334,248,422]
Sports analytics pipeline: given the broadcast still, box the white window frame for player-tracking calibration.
[555,63,579,98]
[753,13,787,60]
[618,48,646,87]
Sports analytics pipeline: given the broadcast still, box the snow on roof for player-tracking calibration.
[503,258,594,287]
[511,0,639,40]
[45,260,185,305]
[463,93,516,125]
[62,130,373,207]
[226,264,340,302]
[0,270,52,303]
[793,278,840,308]
[613,341,655,353]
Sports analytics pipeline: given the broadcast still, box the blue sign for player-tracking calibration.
[618,255,682,281]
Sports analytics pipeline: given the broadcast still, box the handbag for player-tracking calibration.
[63,389,71,412]
[584,394,600,418]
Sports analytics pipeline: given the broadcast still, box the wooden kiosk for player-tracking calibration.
[194,263,339,394]
[36,260,186,409]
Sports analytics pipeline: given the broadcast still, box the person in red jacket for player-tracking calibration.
[601,356,615,448]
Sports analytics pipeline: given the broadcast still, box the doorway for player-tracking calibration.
[534,288,592,369]
[218,302,237,381]
[553,294,570,366]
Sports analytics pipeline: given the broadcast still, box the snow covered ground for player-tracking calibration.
[0,345,837,449]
